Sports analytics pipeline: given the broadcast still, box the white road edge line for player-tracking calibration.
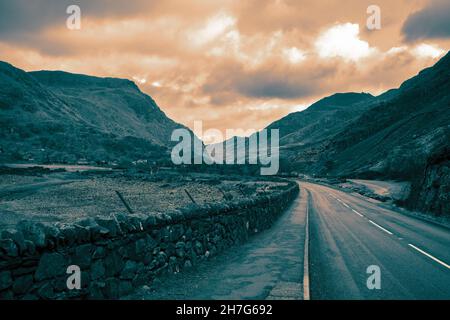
[408,244,450,269]
[303,193,310,300]
[368,220,393,235]
[352,209,364,217]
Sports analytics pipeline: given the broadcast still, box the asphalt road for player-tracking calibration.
[129,181,450,300]
[302,181,450,300]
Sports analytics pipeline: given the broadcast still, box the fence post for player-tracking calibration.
[115,190,134,214]
[184,189,197,204]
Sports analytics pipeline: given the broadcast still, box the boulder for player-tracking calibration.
[0,270,12,290]
[12,274,33,294]
[35,252,67,281]
[0,239,18,257]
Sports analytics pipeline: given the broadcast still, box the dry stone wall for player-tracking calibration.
[0,181,298,299]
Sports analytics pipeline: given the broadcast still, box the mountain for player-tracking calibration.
[320,52,450,180]
[0,61,189,165]
[267,52,450,215]
[211,92,376,167]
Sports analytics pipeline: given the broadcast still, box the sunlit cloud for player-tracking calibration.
[132,76,147,84]
[386,46,408,55]
[413,43,446,59]
[283,47,306,64]
[0,0,448,138]
[189,12,236,47]
[315,23,377,62]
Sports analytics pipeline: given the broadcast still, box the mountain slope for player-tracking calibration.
[322,52,450,180]
[265,52,450,215]
[212,92,376,167]
[0,61,186,164]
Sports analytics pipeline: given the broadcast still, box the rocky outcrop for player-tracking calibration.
[0,180,298,299]
[407,146,450,217]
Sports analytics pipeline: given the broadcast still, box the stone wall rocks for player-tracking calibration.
[0,180,299,299]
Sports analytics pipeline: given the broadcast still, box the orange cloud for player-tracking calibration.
[0,0,449,141]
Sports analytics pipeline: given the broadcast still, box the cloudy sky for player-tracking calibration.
[1,0,449,143]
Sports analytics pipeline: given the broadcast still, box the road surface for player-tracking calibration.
[129,181,450,300]
[303,181,450,300]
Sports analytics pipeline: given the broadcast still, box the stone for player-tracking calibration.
[175,242,185,258]
[73,244,93,268]
[58,224,77,246]
[73,224,90,243]
[151,277,162,289]
[37,282,55,299]
[194,241,203,255]
[157,251,167,266]
[35,252,67,281]
[119,280,133,296]
[0,290,14,300]
[162,242,175,257]
[88,282,105,299]
[104,252,124,277]
[43,224,60,239]
[1,229,26,254]
[184,260,193,268]
[134,238,146,255]
[12,267,35,277]
[53,276,69,292]
[12,274,33,294]
[0,270,12,290]
[24,240,36,255]
[81,270,90,289]
[144,215,157,229]
[78,218,108,240]
[135,235,157,255]
[91,260,106,280]
[93,246,106,259]
[170,224,184,241]
[104,278,120,299]
[168,256,178,268]
[95,218,119,237]
[0,239,18,257]
[17,221,47,249]
[185,227,193,240]
[148,258,158,270]
[132,272,149,288]
[120,260,138,280]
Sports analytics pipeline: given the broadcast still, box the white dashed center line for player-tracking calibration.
[368,220,394,235]
[408,244,450,269]
[325,188,450,270]
[351,209,364,217]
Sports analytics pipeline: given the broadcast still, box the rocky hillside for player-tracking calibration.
[406,145,449,216]
[264,52,449,215]
[321,52,450,181]
[213,92,376,168]
[0,61,188,165]
[267,92,377,172]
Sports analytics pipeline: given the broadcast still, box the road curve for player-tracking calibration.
[301,181,450,300]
